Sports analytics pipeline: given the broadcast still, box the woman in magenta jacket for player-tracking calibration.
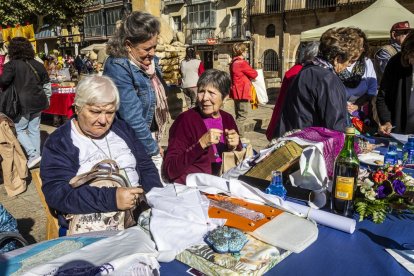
[229,43,258,136]
[163,69,241,184]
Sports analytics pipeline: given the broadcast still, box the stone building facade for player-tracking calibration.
[162,0,250,73]
[88,0,414,80]
[250,0,414,79]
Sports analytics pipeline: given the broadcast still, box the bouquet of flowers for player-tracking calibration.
[355,165,414,223]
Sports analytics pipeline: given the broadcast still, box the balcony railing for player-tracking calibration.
[249,0,375,15]
[106,24,117,36]
[84,26,106,38]
[191,28,215,44]
[164,0,185,5]
[186,0,216,4]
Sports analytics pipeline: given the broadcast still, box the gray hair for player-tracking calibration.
[298,41,320,64]
[106,11,160,57]
[74,75,120,110]
[197,69,231,98]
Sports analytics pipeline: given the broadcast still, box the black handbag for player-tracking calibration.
[0,84,20,120]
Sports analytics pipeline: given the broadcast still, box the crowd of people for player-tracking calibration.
[1,10,414,235]
[267,21,414,140]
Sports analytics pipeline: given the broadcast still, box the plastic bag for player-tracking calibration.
[252,69,268,104]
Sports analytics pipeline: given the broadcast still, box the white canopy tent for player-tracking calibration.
[301,0,414,41]
[80,43,107,54]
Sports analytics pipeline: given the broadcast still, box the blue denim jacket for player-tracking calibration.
[103,56,162,156]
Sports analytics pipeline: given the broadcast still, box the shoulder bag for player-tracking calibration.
[0,84,20,120]
[25,60,51,107]
[66,159,148,235]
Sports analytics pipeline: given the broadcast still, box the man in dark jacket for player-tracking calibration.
[376,31,414,135]
[374,21,412,83]
[74,54,84,76]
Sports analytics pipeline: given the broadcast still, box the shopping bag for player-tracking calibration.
[252,69,268,104]
[220,144,254,175]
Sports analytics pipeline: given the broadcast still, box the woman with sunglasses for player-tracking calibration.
[104,11,169,177]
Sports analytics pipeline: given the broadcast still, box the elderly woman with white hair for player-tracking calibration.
[40,75,162,233]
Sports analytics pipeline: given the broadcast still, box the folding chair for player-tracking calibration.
[31,169,59,240]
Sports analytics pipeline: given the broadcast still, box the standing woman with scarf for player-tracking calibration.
[274,27,363,137]
[104,11,169,175]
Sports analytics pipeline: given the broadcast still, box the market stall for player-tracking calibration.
[42,66,76,121]
[42,83,75,118]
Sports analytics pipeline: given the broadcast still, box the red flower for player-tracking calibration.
[372,171,387,183]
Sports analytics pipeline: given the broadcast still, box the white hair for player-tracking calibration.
[74,75,120,110]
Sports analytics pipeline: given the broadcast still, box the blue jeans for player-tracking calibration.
[14,112,41,158]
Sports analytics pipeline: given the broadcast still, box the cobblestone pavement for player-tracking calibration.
[0,89,278,244]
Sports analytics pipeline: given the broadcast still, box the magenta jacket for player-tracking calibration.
[163,107,241,184]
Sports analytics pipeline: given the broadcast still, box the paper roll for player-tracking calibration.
[284,201,356,234]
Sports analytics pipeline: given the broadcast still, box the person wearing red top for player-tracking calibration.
[229,43,257,136]
[266,41,320,140]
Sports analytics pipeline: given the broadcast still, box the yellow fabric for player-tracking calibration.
[250,84,259,110]
[12,25,24,38]
[61,28,69,36]
[23,24,35,40]
[2,28,11,42]
[72,26,81,43]
[0,115,28,197]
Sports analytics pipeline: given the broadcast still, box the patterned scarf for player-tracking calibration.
[130,55,170,141]
[337,58,366,88]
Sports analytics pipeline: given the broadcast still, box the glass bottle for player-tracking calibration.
[403,135,414,169]
[384,142,398,165]
[331,127,360,217]
[266,171,287,200]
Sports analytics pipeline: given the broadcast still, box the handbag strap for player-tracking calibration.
[91,159,120,173]
[25,60,41,83]
[69,170,129,188]
[69,159,124,188]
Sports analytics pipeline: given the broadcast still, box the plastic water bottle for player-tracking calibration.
[266,171,287,200]
[403,135,414,168]
[384,142,398,165]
